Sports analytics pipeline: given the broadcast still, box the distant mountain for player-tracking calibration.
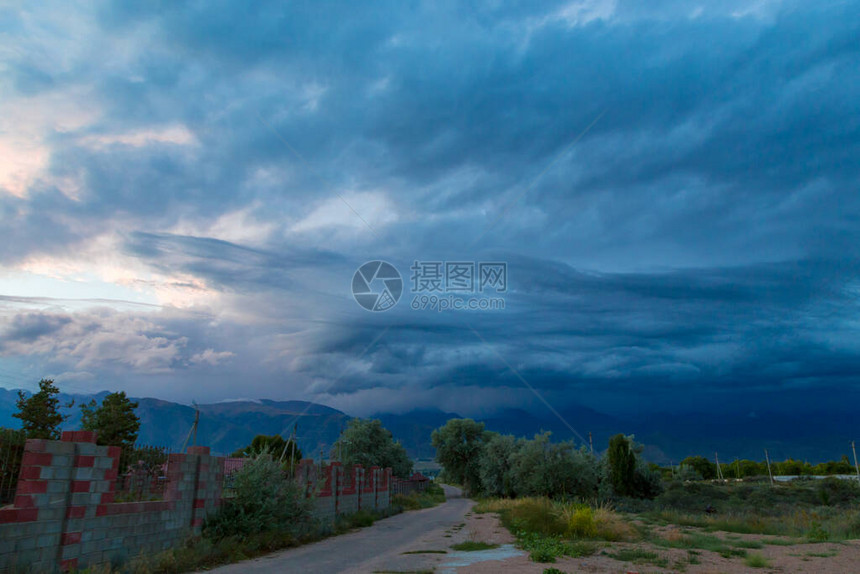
[375,408,460,459]
[2,387,857,464]
[0,388,350,458]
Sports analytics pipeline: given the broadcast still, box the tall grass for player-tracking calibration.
[476,496,635,562]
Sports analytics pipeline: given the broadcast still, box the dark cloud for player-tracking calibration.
[1,0,859,418]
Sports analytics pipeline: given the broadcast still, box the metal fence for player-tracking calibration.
[391,476,429,496]
[113,444,172,502]
[0,429,26,506]
[221,457,248,498]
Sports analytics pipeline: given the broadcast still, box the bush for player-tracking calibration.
[501,497,567,537]
[744,553,771,568]
[566,506,597,538]
[816,477,860,507]
[203,454,313,540]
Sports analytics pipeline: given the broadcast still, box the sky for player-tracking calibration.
[0,0,858,419]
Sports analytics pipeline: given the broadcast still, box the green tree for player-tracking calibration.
[232,434,302,466]
[13,379,71,439]
[331,419,412,478]
[478,433,518,497]
[607,434,637,496]
[680,455,717,480]
[431,418,491,494]
[80,391,141,448]
[604,434,662,499]
[510,432,599,499]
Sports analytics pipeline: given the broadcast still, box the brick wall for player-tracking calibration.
[0,432,223,573]
[0,435,393,573]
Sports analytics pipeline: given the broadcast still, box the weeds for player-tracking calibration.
[744,553,771,568]
[605,548,669,568]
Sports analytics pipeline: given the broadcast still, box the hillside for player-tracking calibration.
[1,388,857,463]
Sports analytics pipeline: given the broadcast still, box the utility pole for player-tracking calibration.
[192,406,199,447]
[290,423,297,477]
[852,441,860,483]
[588,432,594,454]
[715,453,723,480]
[764,449,775,487]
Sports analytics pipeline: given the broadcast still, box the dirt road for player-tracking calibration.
[204,484,488,573]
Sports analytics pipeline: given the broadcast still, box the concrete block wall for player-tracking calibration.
[0,437,391,573]
[295,459,393,523]
[0,432,224,573]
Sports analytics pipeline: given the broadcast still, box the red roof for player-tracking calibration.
[409,472,429,482]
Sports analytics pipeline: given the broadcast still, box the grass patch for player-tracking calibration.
[450,541,499,551]
[606,548,669,568]
[730,539,764,549]
[652,530,752,559]
[744,553,771,568]
[763,536,799,545]
[807,550,839,557]
[517,532,597,562]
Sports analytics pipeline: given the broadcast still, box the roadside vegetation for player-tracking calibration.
[393,482,447,510]
[77,453,403,573]
[435,418,860,569]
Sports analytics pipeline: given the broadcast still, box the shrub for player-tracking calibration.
[593,506,637,541]
[518,533,572,563]
[744,553,771,568]
[501,497,567,537]
[566,506,597,538]
[816,477,860,507]
[203,454,313,540]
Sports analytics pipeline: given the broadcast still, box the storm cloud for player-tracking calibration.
[0,0,858,419]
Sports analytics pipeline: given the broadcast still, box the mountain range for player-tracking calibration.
[0,387,855,464]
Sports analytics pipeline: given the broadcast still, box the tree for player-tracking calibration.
[680,456,717,480]
[510,432,599,499]
[478,433,518,497]
[80,391,141,448]
[331,419,412,478]
[605,434,662,499]
[607,434,637,496]
[231,435,303,467]
[13,379,71,440]
[431,418,491,494]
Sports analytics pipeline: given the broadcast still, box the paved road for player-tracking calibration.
[204,484,472,573]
